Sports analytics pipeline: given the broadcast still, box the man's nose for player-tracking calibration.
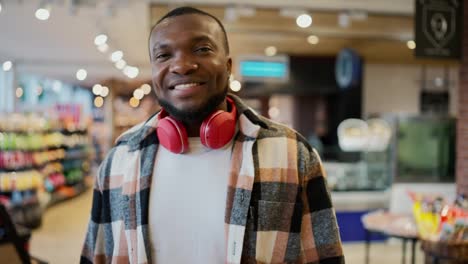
[169,55,198,75]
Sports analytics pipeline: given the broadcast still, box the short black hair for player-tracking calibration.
[149,6,230,55]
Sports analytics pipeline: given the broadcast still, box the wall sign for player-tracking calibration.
[415,0,463,59]
[238,55,289,83]
[335,48,362,90]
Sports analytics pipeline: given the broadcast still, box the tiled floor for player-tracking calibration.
[29,189,425,263]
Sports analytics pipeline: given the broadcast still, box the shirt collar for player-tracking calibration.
[116,93,268,150]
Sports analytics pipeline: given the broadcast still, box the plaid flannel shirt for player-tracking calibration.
[81,94,344,264]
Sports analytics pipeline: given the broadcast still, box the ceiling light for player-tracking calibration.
[2,61,12,71]
[16,87,23,98]
[115,59,126,70]
[94,96,104,108]
[92,84,103,95]
[133,88,144,100]
[35,6,50,21]
[296,14,312,28]
[141,84,152,95]
[338,13,350,28]
[110,50,123,62]
[124,66,139,79]
[0,1,3,14]
[307,35,319,45]
[76,69,87,81]
[264,46,277,57]
[94,34,108,46]
[100,86,109,97]
[407,40,416,49]
[129,97,140,108]
[97,43,109,53]
[229,80,242,92]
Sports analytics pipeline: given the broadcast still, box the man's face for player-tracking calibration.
[149,14,232,123]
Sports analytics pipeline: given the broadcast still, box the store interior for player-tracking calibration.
[0,0,467,263]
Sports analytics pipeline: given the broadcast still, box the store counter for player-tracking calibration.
[332,190,390,242]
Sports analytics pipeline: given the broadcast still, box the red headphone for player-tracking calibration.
[156,97,237,154]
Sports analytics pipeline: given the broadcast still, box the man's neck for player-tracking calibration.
[185,121,203,137]
[184,100,229,137]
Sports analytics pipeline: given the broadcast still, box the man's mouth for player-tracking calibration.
[169,82,206,91]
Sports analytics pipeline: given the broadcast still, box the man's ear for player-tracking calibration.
[226,57,232,76]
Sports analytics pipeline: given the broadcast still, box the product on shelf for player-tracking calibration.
[408,191,468,242]
[0,171,43,192]
[0,111,92,212]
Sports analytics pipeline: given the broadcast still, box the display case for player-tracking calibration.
[396,116,455,183]
[324,115,456,192]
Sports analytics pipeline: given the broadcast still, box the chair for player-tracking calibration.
[0,203,47,264]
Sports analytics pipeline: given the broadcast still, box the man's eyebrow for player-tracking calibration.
[192,35,218,48]
[151,35,219,54]
[152,43,169,53]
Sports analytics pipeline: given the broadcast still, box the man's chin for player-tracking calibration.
[158,89,228,124]
[158,100,216,124]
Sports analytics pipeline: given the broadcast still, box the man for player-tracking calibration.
[81,6,344,264]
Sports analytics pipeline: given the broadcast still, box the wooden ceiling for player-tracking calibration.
[149,4,459,67]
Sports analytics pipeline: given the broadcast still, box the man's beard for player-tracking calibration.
[158,87,228,124]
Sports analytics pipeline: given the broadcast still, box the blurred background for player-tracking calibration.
[0,0,467,263]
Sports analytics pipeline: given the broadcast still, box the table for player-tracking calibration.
[362,210,419,264]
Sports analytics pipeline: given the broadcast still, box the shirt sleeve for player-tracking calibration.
[298,145,345,263]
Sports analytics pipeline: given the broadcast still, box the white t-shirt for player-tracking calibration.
[149,137,232,264]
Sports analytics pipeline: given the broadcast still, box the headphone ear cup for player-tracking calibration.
[157,116,189,154]
[200,99,237,149]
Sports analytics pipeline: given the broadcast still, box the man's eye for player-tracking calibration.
[195,47,212,53]
[155,53,170,60]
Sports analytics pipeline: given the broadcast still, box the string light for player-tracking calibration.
[94,34,108,46]
[129,97,140,108]
[133,88,144,100]
[141,84,152,95]
[97,44,109,53]
[407,40,416,50]
[76,69,87,81]
[35,6,51,21]
[94,96,104,108]
[100,86,109,97]
[229,80,242,92]
[92,84,103,95]
[16,87,23,98]
[115,59,126,70]
[111,51,123,62]
[2,61,12,71]
[124,66,139,79]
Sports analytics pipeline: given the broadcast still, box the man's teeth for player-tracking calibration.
[174,83,200,90]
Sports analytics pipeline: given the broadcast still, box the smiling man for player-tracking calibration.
[81,6,344,264]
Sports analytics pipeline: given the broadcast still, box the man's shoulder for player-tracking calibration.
[114,121,147,145]
[95,120,150,180]
[256,116,310,148]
